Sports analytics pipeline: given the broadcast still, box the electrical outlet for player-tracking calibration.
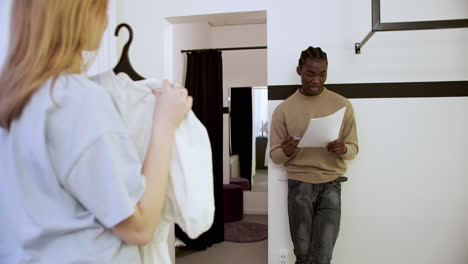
[278,248,289,264]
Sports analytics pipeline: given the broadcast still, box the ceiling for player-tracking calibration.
[166,11,267,27]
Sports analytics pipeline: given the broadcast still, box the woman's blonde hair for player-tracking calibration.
[0,0,109,130]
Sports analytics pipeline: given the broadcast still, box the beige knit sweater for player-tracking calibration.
[270,88,358,183]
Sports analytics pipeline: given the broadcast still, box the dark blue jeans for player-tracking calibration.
[287,179,341,264]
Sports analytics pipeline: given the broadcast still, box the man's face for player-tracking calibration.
[297,59,327,96]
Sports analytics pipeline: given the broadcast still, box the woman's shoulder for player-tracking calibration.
[51,74,112,102]
[45,73,127,137]
[49,74,117,110]
[20,73,114,124]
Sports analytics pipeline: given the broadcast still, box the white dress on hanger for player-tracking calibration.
[91,71,215,264]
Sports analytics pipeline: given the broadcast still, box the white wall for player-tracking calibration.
[266,0,468,263]
[269,97,468,264]
[87,0,118,75]
[171,23,212,83]
[0,0,12,69]
[335,97,468,264]
[267,0,468,85]
[116,0,468,263]
[211,24,267,107]
[381,0,468,22]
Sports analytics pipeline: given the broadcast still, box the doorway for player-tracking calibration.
[167,10,268,264]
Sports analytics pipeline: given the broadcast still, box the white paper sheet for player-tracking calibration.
[297,107,346,148]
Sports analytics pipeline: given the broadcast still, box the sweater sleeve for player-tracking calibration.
[339,102,359,160]
[269,106,294,164]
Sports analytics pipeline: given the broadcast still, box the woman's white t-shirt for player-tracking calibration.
[0,74,146,264]
[91,72,215,264]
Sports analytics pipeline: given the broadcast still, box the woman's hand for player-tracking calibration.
[152,80,193,130]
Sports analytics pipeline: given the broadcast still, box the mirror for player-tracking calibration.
[229,86,268,192]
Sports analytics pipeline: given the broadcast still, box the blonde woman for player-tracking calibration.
[0,1,192,263]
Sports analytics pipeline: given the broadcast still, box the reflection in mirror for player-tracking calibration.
[229,86,268,192]
[171,10,268,264]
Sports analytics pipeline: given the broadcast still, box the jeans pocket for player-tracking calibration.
[287,179,294,188]
[332,181,341,191]
[288,179,300,191]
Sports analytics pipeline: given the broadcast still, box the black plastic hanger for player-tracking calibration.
[113,23,145,81]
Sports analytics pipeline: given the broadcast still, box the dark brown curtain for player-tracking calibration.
[175,50,224,249]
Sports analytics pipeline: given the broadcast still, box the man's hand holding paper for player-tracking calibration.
[297,107,346,149]
[281,136,300,157]
[327,139,347,155]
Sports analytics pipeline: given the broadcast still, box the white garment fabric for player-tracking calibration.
[0,74,145,264]
[91,71,215,264]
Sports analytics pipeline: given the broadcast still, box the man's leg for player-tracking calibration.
[309,182,341,264]
[288,180,319,264]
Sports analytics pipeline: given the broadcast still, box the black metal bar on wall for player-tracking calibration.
[355,0,468,54]
[372,0,380,29]
[268,81,468,100]
[376,19,468,31]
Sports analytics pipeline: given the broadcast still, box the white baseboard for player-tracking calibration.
[244,209,268,215]
[243,191,268,215]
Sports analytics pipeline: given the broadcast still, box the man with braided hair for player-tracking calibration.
[270,46,359,264]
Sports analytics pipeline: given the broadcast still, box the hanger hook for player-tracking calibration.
[115,23,133,47]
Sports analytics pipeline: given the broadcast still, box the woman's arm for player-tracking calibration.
[112,81,192,245]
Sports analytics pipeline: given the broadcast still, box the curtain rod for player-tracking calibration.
[181,46,267,53]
